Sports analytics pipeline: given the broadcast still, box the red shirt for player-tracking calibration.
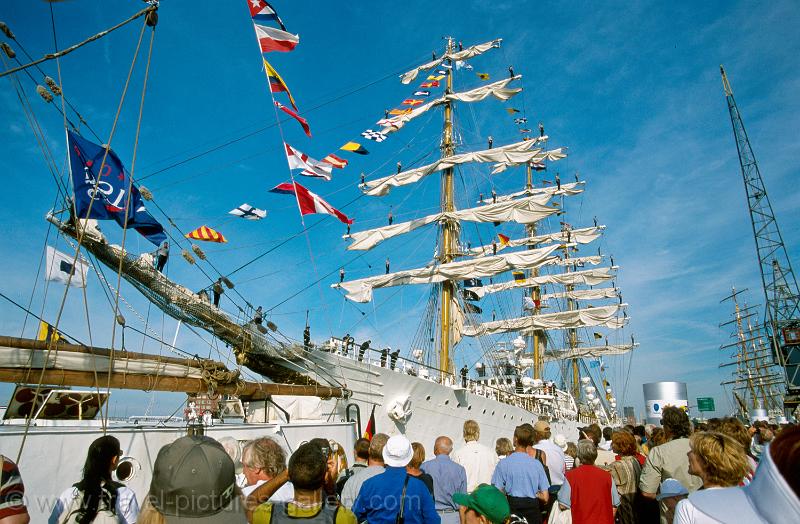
[564,465,614,524]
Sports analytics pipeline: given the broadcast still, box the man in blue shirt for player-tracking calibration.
[353,435,440,524]
[491,424,549,524]
[421,436,467,524]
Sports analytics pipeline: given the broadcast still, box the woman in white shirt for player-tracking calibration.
[673,431,749,524]
[49,435,139,524]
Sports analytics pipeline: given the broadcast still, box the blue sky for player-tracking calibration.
[1,1,799,421]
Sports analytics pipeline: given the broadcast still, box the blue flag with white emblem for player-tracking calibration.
[67,130,166,246]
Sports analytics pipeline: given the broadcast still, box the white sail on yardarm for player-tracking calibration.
[461,304,628,337]
[542,342,638,362]
[346,194,555,251]
[467,267,617,298]
[400,39,502,84]
[334,244,561,303]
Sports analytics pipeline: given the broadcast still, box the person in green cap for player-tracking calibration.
[453,484,511,524]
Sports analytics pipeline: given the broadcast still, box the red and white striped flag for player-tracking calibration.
[270,182,353,225]
[322,153,348,169]
[275,101,311,137]
[284,143,332,181]
[253,24,299,53]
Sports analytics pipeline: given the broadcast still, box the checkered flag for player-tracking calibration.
[361,129,387,142]
[514,117,528,124]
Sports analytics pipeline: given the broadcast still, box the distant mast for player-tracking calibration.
[439,37,456,374]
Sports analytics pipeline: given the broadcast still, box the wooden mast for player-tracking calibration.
[439,38,456,376]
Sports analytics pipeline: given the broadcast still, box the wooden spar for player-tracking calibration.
[0,336,344,399]
[0,368,344,400]
[0,336,213,369]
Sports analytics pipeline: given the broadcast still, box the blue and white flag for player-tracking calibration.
[67,130,166,246]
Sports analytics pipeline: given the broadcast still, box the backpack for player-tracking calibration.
[58,486,120,524]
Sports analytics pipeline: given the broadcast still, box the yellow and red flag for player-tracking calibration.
[498,233,510,247]
[185,225,227,243]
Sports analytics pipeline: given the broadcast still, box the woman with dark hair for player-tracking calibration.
[49,435,139,523]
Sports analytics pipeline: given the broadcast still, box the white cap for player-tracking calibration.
[382,434,413,467]
[554,434,568,451]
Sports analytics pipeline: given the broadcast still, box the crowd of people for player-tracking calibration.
[0,408,797,524]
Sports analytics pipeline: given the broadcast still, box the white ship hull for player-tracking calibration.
[270,348,583,446]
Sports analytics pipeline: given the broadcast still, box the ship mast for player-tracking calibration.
[439,37,457,374]
[526,162,543,379]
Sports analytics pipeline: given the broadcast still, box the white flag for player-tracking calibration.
[229,203,267,220]
[46,246,88,288]
[284,143,333,181]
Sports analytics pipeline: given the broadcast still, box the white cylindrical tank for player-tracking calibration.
[643,382,688,425]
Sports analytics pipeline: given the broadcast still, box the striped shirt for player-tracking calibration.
[0,455,28,520]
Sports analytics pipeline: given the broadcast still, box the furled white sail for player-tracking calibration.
[364,140,566,197]
[541,288,619,302]
[468,267,616,298]
[547,255,603,267]
[476,181,585,204]
[542,342,638,363]
[400,39,502,84]
[381,77,522,134]
[461,304,628,337]
[468,226,603,256]
[346,194,555,251]
[334,244,560,303]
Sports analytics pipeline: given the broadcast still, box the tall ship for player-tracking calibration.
[719,288,786,422]
[0,2,636,518]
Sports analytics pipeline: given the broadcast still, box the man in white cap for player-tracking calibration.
[352,435,439,524]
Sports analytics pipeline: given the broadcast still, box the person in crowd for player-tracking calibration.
[340,433,389,509]
[599,427,613,451]
[641,424,656,455]
[563,442,577,470]
[421,436,467,524]
[649,427,667,448]
[407,442,435,496]
[532,421,566,495]
[671,424,800,523]
[241,437,293,501]
[307,438,344,498]
[607,430,641,524]
[49,435,139,524]
[352,435,439,524]
[453,484,511,524]
[217,436,245,487]
[336,438,370,496]
[557,440,619,524]
[491,424,550,524]
[655,478,688,524]
[639,406,703,524]
[633,425,647,452]
[749,420,773,462]
[707,417,757,482]
[495,438,513,459]
[0,455,29,524]
[142,435,246,523]
[581,424,615,466]
[672,431,749,523]
[252,442,357,524]
[452,420,499,492]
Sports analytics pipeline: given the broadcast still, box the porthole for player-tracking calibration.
[482,409,486,414]
[426,395,431,401]
[114,457,141,482]
[503,414,507,419]
[444,399,450,405]
[492,411,495,416]
[467,405,472,411]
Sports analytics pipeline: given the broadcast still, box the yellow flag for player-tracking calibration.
[477,73,490,80]
[37,320,61,344]
[426,74,445,81]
